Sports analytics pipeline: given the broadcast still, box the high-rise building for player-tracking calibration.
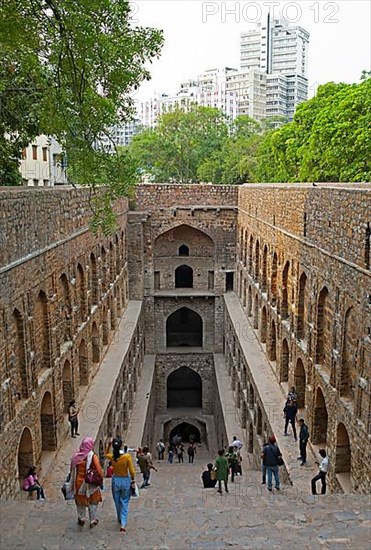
[140,68,239,128]
[240,14,309,121]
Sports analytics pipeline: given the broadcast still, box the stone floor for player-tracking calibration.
[1,447,370,549]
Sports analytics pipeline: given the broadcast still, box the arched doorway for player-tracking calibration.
[281,261,290,319]
[280,339,289,382]
[18,427,34,481]
[271,252,278,304]
[79,339,89,385]
[62,360,73,412]
[315,287,330,367]
[92,322,100,363]
[312,387,328,444]
[166,307,202,347]
[169,422,201,443]
[167,366,202,408]
[40,392,56,451]
[294,358,306,408]
[175,265,193,288]
[269,319,277,361]
[335,423,351,474]
[297,272,307,340]
[102,306,109,345]
[261,307,267,343]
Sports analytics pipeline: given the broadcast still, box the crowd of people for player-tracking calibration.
[23,388,329,532]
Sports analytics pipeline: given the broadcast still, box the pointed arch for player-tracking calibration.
[261,306,267,343]
[281,261,290,320]
[280,338,289,382]
[18,427,34,481]
[33,290,50,375]
[178,244,189,256]
[297,272,307,340]
[79,339,89,384]
[315,286,330,367]
[269,319,277,361]
[90,252,98,305]
[254,240,260,282]
[92,322,100,363]
[62,359,73,412]
[167,366,202,408]
[312,387,328,444]
[40,391,56,450]
[76,263,86,325]
[166,307,202,347]
[335,423,351,474]
[262,245,268,292]
[340,307,358,398]
[294,358,306,408]
[271,252,278,304]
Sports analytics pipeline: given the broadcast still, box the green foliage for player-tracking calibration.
[198,116,262,184]
[255,77,371,183]
[129,105,229,183]
[0,0,163,231]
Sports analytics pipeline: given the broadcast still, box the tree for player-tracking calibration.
[255,76,371,183]
[198,115,262,184]
[129,105,229,183]
[0,0,163,232]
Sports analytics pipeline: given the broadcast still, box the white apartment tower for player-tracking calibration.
[240,13,309,120]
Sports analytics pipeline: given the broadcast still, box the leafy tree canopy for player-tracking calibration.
[0,0,163,233]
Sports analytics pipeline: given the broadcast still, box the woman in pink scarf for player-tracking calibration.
[70,437,103,528]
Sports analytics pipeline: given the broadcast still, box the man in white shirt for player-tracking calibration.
[311,449,329,495]
[230,436,243,450]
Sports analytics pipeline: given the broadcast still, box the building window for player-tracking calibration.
[21,148,27,159]
[42,147,48,162]
[32,145,37,160]
[43,179,49,186]
[33,179,39,186]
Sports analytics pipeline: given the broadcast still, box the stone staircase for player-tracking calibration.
[1,447,370,549]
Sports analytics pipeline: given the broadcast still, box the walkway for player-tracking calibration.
[2,446,370,549]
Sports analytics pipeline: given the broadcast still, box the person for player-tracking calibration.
[23,466,46,500]
[311,449,329,495]
[68,400,80,438]
[167,446,174,464]
[261,435,281,492]
[187,442,196,463]
[177,443,184,463]
[298,419,309,466]
[105,438,136,533]
[70,437,103,528]
[230,436,243,451]
[215,449,229,494]
[287,386,298,403]
[106,461,114,478]
[138,446,157,488]
[261,441,268,484]
[283,399,298,440]
[226,446,238,482]
[230,437,243,475]
[202,463,217,488]
[156,439,165,460]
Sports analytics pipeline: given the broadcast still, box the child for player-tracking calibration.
[168,447,174,464]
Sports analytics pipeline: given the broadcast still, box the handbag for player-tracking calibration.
[130,482,140,497]
[85,465,103,487]
[277,456,284,466]
[61,472,74,500]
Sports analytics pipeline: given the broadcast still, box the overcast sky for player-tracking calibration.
[132,0,371,104]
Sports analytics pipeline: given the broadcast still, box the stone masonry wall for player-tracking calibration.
[235,183,371,493]
[0,188,133,499]
[155,353,214,415]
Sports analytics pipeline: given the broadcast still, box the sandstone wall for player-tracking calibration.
[235,183,371,493]
[0,188,134,498]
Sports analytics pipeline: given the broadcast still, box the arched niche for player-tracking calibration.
[175,265,193,288]
[167,366,202,408]
[166,307,202,347]
[40,391,56,451]
[154,224,214,258]
[18,427,34,481]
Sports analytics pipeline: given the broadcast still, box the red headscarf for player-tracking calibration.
[71,437,95,469]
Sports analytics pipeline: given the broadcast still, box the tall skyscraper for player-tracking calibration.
[240,14,309,120]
